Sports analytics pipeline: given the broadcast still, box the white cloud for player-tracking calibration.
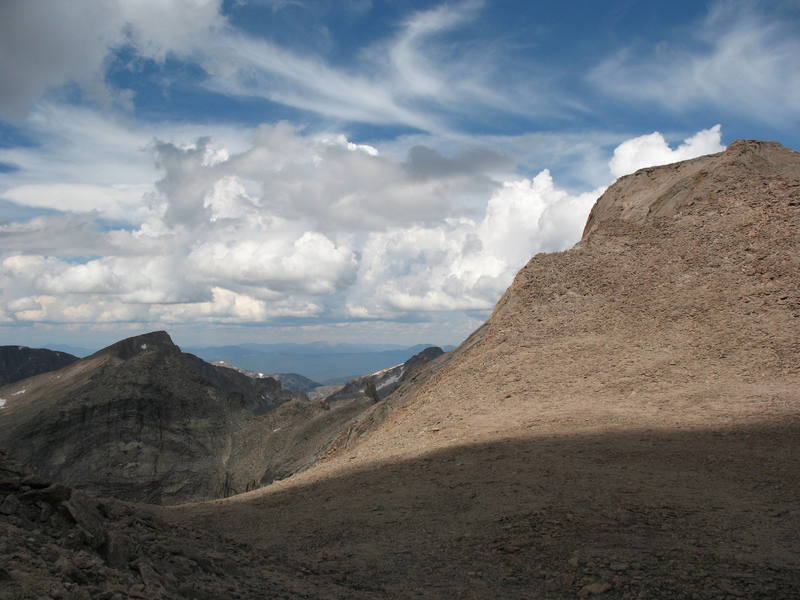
[0,103,254,230]
[0,0,225,119]
[0,117,727,335]
[187,231,357,295]
[589,2,800,126]
[388,0,483,100]
[609,125,725,178]
[0,0,564,134]
[3,183,152,223]
[345,170,604,316]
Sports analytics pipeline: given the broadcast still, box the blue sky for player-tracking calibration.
[0,0,798,350]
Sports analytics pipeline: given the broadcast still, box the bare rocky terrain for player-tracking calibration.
[1,139,799,598]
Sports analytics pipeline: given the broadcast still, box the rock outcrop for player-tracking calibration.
[0,450,359,599]
[0,345,78,385]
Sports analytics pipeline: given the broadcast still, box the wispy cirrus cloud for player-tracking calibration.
[589,1,800,126]
[202,0,544,134]
[1,0,539,134]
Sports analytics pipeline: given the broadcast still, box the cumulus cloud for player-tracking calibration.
[0,119,727,331]
[0,118,615,327]
[609,125,725,178]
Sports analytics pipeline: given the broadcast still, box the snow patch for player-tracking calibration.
[370,363,404,377]
[12,389,26,396]
[140,343,148,350]
[0,398,6,409]
[377,370,403,390]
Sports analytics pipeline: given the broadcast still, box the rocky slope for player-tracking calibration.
[324,346,444,405]
[0,345,78,386]
[0,450,363,600]
[0,331,306,505]
[162,140,800,598]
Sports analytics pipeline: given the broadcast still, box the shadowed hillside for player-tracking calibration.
[0,332,305,504]
[164,421,800,598]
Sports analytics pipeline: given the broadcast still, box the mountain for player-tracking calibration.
[273,372,321,392]
[0,345,78,385]
[211,361,322,392]
[159,141,800,597]
[0,332,446,505]
[324,346,444,405]
[0,331,306,504]
[186,342,451,382]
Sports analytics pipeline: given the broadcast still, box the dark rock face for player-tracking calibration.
[0,345,78,385]
[0,331,300,505]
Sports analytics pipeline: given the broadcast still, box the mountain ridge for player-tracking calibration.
[0,331,303,504]
[0,345,78,386]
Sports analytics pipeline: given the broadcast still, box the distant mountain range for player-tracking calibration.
[34,341,454,383]
[186,342,454,383]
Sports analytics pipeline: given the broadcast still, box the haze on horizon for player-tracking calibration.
[1,0,798,350]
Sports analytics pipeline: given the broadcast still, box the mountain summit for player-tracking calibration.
[91,330,178,361]
[582,139,800,238]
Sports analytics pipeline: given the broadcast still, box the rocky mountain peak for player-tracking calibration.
[92,330,179,361]
[582,139,800,240]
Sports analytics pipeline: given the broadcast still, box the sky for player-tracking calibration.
[0,0,798,351]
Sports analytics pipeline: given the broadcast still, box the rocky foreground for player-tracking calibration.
[0,450,366,599]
